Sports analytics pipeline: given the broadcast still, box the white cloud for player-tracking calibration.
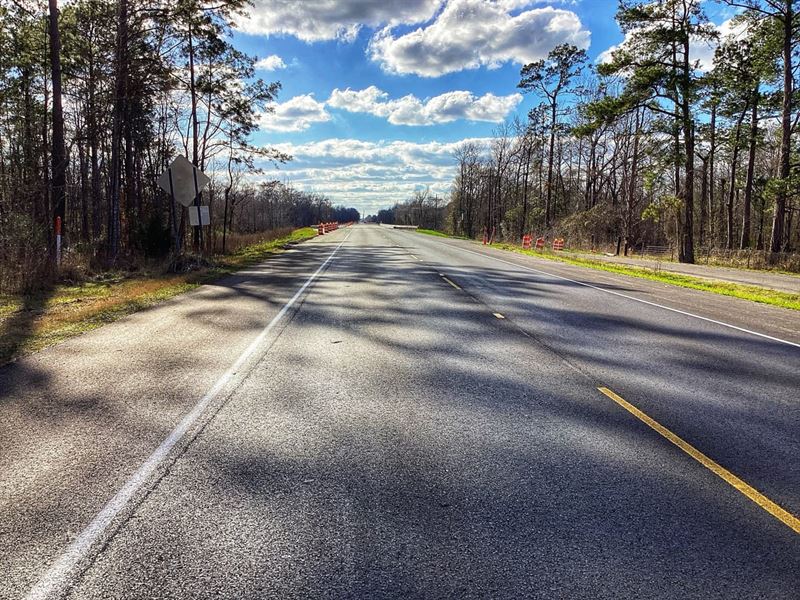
[692,18,748,72]
[254,54,287,71]
[327,86,392,115]
[368,0,590,77]
[595,42,619,67]
[327,86,522,125]
[236,0,443,42]
[598,18,747,73]
[259,94,331,132]
[259,137,492,214]
[259,86,521,133]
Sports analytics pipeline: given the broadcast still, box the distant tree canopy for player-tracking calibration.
[442,0,800,264]
[373,189,447,230]
[0,0,358,292]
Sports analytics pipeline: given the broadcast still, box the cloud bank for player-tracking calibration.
[368,0,590,77]
[326,86,522,126]
[237,1,589,77]
[261,86,522,131]
[236,0,442,42]
[261,137,492,214]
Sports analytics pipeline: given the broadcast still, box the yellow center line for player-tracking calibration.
[409,254,419,260]
[598,387,800,535]
[441,275,461,290]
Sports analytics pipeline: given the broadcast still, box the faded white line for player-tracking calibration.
[26,231,352,600]
[436,241,799,349]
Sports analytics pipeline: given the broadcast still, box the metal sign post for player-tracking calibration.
[55,216,62,266]
[192,167,203,251]
[158,156,211,254]
[167,167,179,254]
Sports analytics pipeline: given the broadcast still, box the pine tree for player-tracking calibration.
[518,44,587,229]
[596,0,717,263]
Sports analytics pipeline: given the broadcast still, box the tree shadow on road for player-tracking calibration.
[3,235,800,599]
[0,284,56,367]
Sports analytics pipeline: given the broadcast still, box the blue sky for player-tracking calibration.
[228,0,735,216]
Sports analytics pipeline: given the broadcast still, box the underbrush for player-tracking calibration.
[416,228,468,239]
[213,227,295,254]
[0,227,318,365]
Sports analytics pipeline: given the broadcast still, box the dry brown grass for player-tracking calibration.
[0,227,318,364]
[0,274,197,362]
[214,228,294,254]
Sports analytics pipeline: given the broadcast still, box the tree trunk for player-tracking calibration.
[188,20,201,252]
[108,0,128,263]
[741,92,758,249]
[625,114,641,255]
[679,30,695,264]
[770,0,793,253]
[699,156,708,247]
[88,41,102,243]
[520,143,531,238]
[709,103,716,246]
[48,0,67,262]
[79,141,89,242]
[124,117,135,248]
[545,100,556,228]
[726,109,746,250]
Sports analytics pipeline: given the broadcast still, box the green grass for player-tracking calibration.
[490,243,800,311]
[0,227,319,365]
[416,228,468,239]
[409,228,799,310]
[221,227,317,269]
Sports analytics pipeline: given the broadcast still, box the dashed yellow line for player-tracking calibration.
[493,313,505,319]
[598,387,800,535]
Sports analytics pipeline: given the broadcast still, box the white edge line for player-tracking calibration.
[26,231,351,600]
[445,242,799,350]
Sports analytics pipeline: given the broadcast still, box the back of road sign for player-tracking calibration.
[157,155,211,208]
[188,205,210,227]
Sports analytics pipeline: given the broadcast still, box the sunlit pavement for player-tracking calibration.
[2,224,798,599]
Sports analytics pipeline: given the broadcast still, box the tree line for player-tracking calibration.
[0,0,358,293]
[223,180,358,239]
[367,188,447,230]
[445,0,799,264]
[170,179,359,257]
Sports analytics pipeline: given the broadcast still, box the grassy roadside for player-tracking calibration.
[0,227,318,365]
[417,228,469,240]
[491,243,800,311]
[413,230,800,311]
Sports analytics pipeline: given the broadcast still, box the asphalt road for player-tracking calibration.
[1,224,798,599]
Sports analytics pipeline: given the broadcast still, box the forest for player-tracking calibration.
[3,0,799,298]
[380,0,799,269]
[0,0,358,293]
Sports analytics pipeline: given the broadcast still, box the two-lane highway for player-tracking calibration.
[2,224,798,599]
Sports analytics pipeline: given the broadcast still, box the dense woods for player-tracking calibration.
[3,0,799,297]
[439,0,800,266]
[367,188,448,230]
[0,0,357,293]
